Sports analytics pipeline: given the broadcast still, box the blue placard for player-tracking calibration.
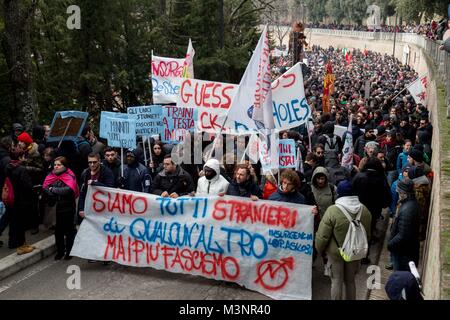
[99,112,131,139]
[161,105,197,144]
[279,139,296,168]
[127,105,163,137]
[47,111,89,142]
[101,115,137,149]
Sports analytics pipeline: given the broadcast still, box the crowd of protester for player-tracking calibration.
[0,44,434,300]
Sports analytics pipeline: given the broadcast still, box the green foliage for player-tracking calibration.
[304,0,327,23]
[325,0,345,24]
[0,0,262,131]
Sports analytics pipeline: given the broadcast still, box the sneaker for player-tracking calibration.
[385,263,393,270]
[17,245,35,255]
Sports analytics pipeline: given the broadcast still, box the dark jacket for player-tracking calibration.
[151,166,194,196]
[78,165,115,212]
[43,171,76,217]
[388,195,421,259]
[122,162,152,193]
[226,179,262,198]
[352,169,391,219]
[102,158,121,187]
[268,188,306,204]
[5,161,33,213]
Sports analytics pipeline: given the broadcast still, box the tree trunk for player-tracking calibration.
[2,0,37,131]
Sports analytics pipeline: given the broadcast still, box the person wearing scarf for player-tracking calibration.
[43,156,79,260]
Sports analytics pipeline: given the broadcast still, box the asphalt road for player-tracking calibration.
[0,252,376,300]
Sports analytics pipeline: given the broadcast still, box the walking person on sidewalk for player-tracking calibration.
[43,157,79,260]
[315,180,372,300]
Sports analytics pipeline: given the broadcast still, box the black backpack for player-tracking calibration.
[324,135,340,167]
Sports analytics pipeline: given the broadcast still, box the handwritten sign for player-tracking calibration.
[161,105,197,144]
[177,78,238,133]
[71,186,314,300]
[100,114,137,149]
[279,139,296,168]
[151,55,185,104]
[99,112,131,139]
[127,105,163,137]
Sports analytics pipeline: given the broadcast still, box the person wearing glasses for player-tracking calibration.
[78,153,115,221]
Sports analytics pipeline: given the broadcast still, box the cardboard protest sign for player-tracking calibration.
[47,111,88,142]
[127,105,163,137]
[279,139,296,168]
[71,186,314,300]
[100,114,137,149]
[161,105,197,144]
[151,55,185,104]
[99,111,131,139]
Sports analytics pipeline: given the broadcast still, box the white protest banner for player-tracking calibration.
[101,115,137,149]
[279,139,296,168]
[271,62,311,131]
[259,133,279,174]
[341,115,354,169]
[333,125,348,139]
[407,74,428,105]
[177,78,238,133]
[71,186,314,300]
[161,105,197,144]
[127,105,163,137]
[151,55,185,104]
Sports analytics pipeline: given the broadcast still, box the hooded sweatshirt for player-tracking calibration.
[196,159,229,195]
[315,196,372,259]
[311,166,337,219]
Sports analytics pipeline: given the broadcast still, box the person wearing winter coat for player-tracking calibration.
[120,148,152,193]
[311,166,337,219]
[315,180,372,300]
[352,157,391,242]
[78,153,115,220]
[407,166,431,241]
[4,149,35,254]
[396,140,412,174]
[151,154,194,198]
[388,180,421,271]
[269,169,306,204]
[226,164,262,200]
[43,157,79,260]
[196,159,229,196]
[102,147,121,187]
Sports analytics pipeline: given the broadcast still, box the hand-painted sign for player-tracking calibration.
[177,78,238,133]
[161,105,197,144]
[100,114,137,149]
[47,111,89,142]
[151,55,185,104]
[99,112,131,139]
[279,139,296,168]
[71,186,314,300]
[127,105,163,137]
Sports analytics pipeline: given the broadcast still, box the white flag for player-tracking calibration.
[224,25,275,133]
[407,74,428,105]
[182,38,195,79]
[341,114,354,169]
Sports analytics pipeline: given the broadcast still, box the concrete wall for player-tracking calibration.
[290,28,449,299]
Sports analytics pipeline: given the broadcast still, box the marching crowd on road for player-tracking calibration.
[0,43,433,300]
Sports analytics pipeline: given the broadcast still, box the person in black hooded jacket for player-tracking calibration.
[388,180,420,271]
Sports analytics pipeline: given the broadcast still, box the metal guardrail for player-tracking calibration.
[308,28,450,110]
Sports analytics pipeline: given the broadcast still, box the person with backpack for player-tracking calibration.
[315,179,372,300]
[3,147,35,254]
[318,121,342,168]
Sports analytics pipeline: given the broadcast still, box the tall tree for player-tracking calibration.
[2,0,38,131]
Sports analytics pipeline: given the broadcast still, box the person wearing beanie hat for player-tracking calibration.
[407,147,432,177]
[388,179,421,271]
[408,148,423,164]
[385,271,423,300]
[17,132,33,146]
[316,179,371,300]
